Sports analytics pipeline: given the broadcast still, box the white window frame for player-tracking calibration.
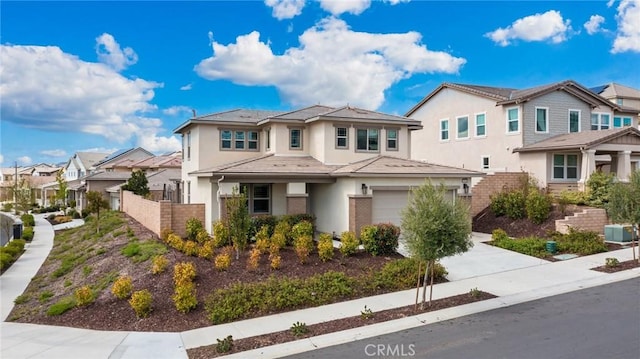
[335,126,349,149]
[481,156,490,170]
[506,107,520,134]
[568,109,581,133]
[456,115,469,139]
[475,112,486,137]
[440,119,449,141]
[591,112,611,130]
[552,154,579,180]
[535,107,549,133]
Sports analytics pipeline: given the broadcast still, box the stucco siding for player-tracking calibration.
[271,183,287,216]
[310,179,356,234]
[518,152,549,187]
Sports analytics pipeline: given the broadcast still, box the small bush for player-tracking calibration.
[361,305,374,319]
[586,171,615,207]
[504,191,526,219]
[151,255,168,274]
[46,296,76,316]
[372,258,446,290]
[195,228,210,244]
[212,220,230,248]
[160,228,173,242]
[361,223,400,256]
[185,217,203,241]
[197,241,215,259]
[317,233,334,262]
[255,237,270,254]
[492,235,547,257]
[339,231,359,257]
[129,290,153,318]
[183,240,198,256]
[173,283,198,314]
[0,252,13,270]
[551,228,607,255]
[214,251,232,271]
[21,213,35,227]
[21,227,34,241]
[469,287,481,298]
[294,235,313,264]
[526,189,552,224]
[489,191,508,216]
[291,221,314,241]
[74,286,95,306]
[166,233,185,251]
[2,203,13,212]
[173,262,197,285]
[121,240,167,263]
[39,290,54,303]
[491,228,509,242]
[54,216,72,224]
[605,257,620,268]
[269,252,281,270]
[250,215,277,238]
[111,275,133,299]
[273,220,292,245]
[14,293,30,304]
[246,248,261,271]
[216,335,234,354]
[270,232,287,250]
[558,190,589,206]
[290,321,309,336]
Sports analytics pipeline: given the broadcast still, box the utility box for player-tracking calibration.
[604,224,632,242]
[12,219,23,240]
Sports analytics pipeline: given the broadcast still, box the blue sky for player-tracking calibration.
[1,0,639,166]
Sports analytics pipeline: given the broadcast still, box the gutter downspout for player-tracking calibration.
[216,176,225,221]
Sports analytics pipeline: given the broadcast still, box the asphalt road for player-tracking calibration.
[284,278,640,359]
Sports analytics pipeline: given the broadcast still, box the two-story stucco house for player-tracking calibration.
[406,80,640,193]
[174,105,481,235]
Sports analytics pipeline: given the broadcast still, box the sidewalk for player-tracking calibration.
[1,219,638,359]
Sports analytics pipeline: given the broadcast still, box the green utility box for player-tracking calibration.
[604,225,632,242]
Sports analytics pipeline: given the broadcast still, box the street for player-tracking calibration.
[284,278,640,359]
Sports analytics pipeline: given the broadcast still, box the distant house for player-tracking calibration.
[106,168,182,210]
[64,152,110,182]
[173,105,480,235]
[406,80,640,193]
[591,83,640,114]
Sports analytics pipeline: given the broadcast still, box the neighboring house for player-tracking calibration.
[102,152,182,173]
[106,168,182,210]
[406,80,640,192]
[591,83,640,114]
[174,105,480,235]
[94,147,154,172]
[64,152,110,182]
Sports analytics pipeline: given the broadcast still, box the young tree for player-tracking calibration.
[607,170,640,263]
[12,178,34,213]
[401,180,473,308]
[121,170,150,197]
[225,186,250,260]
[86,191,109,234]
[55,169,68,209]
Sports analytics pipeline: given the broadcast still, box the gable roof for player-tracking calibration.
[332,156,482,177]
[406,80,635,116]
[513,127,640,153]
[93,147,154,168]
[174,109,285,132]
[67,152,110,171]
[592,83,640,100]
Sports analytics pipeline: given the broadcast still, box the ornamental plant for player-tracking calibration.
[129,290,153,318]
[151,255,168,274]
[317,233,334,262]
[339,231,359,257]
[111,275,133,299]
[74,286,94,306]
[173,262,196,286]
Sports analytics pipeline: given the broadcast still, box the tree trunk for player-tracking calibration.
[414,261,422,311]
[428,260,435,307]
[96,210,100,235]
[420,261,429,310]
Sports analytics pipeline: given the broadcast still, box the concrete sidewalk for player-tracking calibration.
[1,219,638,359]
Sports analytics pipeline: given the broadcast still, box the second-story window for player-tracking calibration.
[535,107,549,133]
[613,116,632,127]
[290,128,302,150]
[220,130,259,151]
[456,116,469,139]
[440,119,449,140]
[187,132,191,160]
[265,129,271,150]
[569,110,581,133]
[336,127,348,149]
[386,129,398,150]
[507,108,519,133]
[591,113,610,130]
[356,128,379,152]
[475,113,486,137]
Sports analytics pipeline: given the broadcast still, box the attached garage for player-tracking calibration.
[372,187,456,227]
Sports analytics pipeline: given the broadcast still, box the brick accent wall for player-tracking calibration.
[349,195,372,237]
[471,172,528,216]
[555,208,609,235]
[287,195,308,215]
[121,190,204,238]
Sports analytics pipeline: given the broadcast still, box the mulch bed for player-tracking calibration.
[472,205,576,239]
[591,259,640,273]
[188,291,496,358]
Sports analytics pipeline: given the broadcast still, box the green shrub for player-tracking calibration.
[7,239,26,252]
[173,282,198,313]
[339,231,359,257]
[526,189,552,224]
[469,287,481,298]
[121,240,167,263]
[372,258,446,291]
[129,290,153,318]
[551,228,607,255]
[166,233,185,251]
[185,217,203,241]
[492,236,547,258]
[0,252,13,270]
[47,296,76,316]
[317,233,334,262]
[151,255,168,274]
[504,190,526,219]
[605,257,620,268]
[250,215,276,238]
[214,251,232,271]
[14,294,30,305]
[2,203,13,212]
[558,190,589,206]
[294,235,313,264]
[491,228,509,241]
[21,213,35,227]
[111,275,133,299]
[361,223,400,256]
[215,335,234,354]
[74,286,95,306]
[361,305,374,319]
[273,220,292,245]
[290,321,309,336]
[173,262,196,286]
[489,191,509,216]
[39,290,54,303]
[586,171,615,207]
[270,232,287,250]
[21,227,34,241]
[212,220,230,248]
[195,229,210,244]
[291,221,314,241]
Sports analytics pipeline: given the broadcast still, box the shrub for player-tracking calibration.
[185,217,203,241]
[269,252,281,270]
[291,221,314,241]
[246,248,261,271]
[255,237,270,254]
[21,213,35,227]
[492,235,547,258]
[129,290,153,318]
[14,294,30,305]
[2,203,13,212]
[558,190,589,206]
[214,251,232,271]
[491,228,509,242]
[317,233,334,262]
[250,216,276,238]
[270,232,287,250]
[212,220,230,248]
[173,282,198,313]
[39,290,54,303]
[111,275,133,299]
[605,257,620,268]
[526,189,552,224]
[173,262,197,285]
[121,240,167,263]
[0,252,13,270]
[469,287,481,298]
[361,223,400,256]
[74,286,95,306]
[586,171,615,207]
[361,305,374,319]
[46,297,76,316]
[195,228,210,244]
[489,191,508,216]
[198,241,215,259]
[21,227,34,241]
[339,231,359,257]
[151,255,168,274]
[504,190,526,219]
[7,239,26,252]
[273,220,292,245]
[160,228,173,242]
[54,216,72,224]
[183,240,198,256]
[290,321,309,336]
[372,258,446,291]
[551,228,607,255]
[166,233,185,251]
[294,235,314,264]
[216,335,234,354]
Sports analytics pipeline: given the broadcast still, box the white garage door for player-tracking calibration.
[372,189,456,227]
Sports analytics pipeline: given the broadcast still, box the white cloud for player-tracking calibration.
[612,0,640,53]
[584,15,606,35]
[385,0,410,5]
[180,83,192,90]
[319,0,371,16]
[485,10,573,46]
[607,0,616,7]
[163,106,192,116]
[17,156,32,166]
[40,149,67,157]
[0,154,4,164]
[265,0,305,20]
[96,33,138,71]
[0,44,180,154]
[80,147,119,154]
[195,18,465,109]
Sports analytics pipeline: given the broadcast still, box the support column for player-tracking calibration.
[617,150,632,182]
[286,182,308,215]
[349,195,372,237]
[578,149,596,191]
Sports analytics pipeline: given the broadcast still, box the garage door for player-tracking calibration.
[372,189,456,227]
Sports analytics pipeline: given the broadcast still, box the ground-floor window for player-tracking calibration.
[553,154,578,180]
[240,183,271,215]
